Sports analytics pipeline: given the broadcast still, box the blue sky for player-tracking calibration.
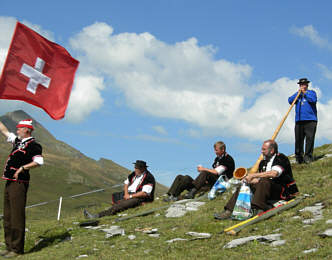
[1,1,332,186]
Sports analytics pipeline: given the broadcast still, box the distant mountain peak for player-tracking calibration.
[5,110,33,122]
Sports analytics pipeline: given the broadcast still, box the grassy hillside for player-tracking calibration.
[0,143,331,259]
[0,110,168,219]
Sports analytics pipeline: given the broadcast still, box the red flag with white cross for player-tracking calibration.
[0,21,79,120]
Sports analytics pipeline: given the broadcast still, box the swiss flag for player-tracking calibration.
[0,21,79,120]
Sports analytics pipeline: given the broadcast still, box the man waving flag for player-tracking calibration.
[0,21,79,120]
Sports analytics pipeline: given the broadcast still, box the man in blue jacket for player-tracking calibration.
[288,78,317,164]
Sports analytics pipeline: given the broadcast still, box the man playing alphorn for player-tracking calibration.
[288,78,317,164]
[214,140,298,220]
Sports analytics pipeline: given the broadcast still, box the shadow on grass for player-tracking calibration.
[27,230,71,253]
[313,155,325,161]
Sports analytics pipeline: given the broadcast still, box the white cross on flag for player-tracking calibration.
[0,22,79,120]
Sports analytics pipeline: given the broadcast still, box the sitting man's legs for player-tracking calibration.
[214,179,282,220]
[164,175,194,202]
[84,197,143,219]
[251,178,282,211]
[185,171,218,199]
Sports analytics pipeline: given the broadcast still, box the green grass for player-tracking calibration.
[0,145,331,259]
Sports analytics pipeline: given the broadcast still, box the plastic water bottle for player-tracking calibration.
[208,175,230,200]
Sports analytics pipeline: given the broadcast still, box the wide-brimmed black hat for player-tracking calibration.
[133,160,148,169]
[297,78,310,85]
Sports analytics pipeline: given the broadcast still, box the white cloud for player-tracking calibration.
[152,125,168,135]
[290,25,332,52]
[68,21,332,143]
[317,63,332,80]
[66,75,105,122]
[0,16,104,122]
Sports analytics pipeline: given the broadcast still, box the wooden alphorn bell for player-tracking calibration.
[233,90,302,179]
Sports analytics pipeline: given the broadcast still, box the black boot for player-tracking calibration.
[184,188,197,199]
[84,209,99,219]
[296,156,303,164]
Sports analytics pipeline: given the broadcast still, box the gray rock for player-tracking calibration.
[128,235,136,240]
[76,255,88,258]
[143,228,158,234]
[165,201,206,218]
[224,235,261,248]
[166,238,188,243]
[256,234,282,243]
[223,234,282,248]
[300,204,324,224]
[186,232,211,238]
[319,228,332,238]
[149,234,160,238]
[303,248,318,254]
[270,240,286,246]
[326,219,332,224]
[165,204,187,218]
[102,226,125,238]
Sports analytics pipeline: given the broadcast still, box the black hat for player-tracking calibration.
[133,160,148,169]
[297,78,310,85]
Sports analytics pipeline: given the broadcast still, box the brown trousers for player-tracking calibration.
[167,175,194,197]
[3,181,29,254]
[192,171,219,190]
[98,197,144,217]
[225,178,283,212]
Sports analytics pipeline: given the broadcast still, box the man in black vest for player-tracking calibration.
[0,119,43,257]
[163,141,235,202]
[84,160,155,218]
[214,140,299,220]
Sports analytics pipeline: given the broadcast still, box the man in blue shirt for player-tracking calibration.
[288,78,317,164]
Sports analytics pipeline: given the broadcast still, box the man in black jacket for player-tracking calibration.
[214,140,299,220]
[163,141,235,201]
[84,160,155,218]
[0,119,43,257]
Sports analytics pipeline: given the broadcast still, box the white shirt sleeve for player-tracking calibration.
[7,133,17,144]
[142,184,153,195]
[124,178,129,185]
[215,165,226,175]
[33,155,44,165]
[272,165,283,177]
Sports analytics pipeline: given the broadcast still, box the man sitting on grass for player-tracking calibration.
[84,160,155,219]
[163,141,235,202]
[214,140,299,220]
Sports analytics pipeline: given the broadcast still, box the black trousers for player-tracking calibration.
[295,120,317,161]
[3,181,29,254]
[167,175,194,197]
[224,179,282,212]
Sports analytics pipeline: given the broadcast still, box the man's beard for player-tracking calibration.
[263,153,273,161]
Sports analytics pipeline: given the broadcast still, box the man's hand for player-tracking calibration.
[243,173,257,184]
[123,193,131,200]
[249,178,260,184]
[13,167,23,180]
[197,165,204,172]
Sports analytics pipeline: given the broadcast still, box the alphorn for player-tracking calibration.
[233,90,302,179]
